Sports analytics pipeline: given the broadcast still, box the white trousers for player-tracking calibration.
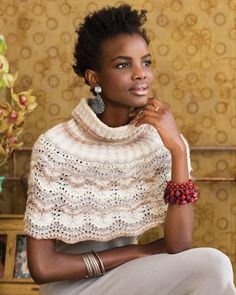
[40,247,236,295]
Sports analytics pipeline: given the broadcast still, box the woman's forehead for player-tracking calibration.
[100,33,149,60]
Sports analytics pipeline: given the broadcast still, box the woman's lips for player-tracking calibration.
[129,84,149,96]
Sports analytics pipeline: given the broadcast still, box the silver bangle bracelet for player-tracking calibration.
[92,251,105,275]
[81,251,106,278]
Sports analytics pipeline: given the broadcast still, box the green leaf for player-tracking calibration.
[0,143,7,157]
[0,120,8,132]
[0,55,9,74]
[0,77,7,91]
[0,35,7,55]
[3,73,16,88]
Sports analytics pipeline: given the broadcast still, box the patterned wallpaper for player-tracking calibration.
[0,0,235,280]
[0,0,235,145]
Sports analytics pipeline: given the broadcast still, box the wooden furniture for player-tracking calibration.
[0,215,39,295]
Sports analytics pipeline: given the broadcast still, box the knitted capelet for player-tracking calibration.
[24,98,191,243]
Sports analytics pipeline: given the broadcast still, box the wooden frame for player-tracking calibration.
[0,215,39,295]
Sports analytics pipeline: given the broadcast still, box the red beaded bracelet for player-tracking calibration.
[164,179,199,205]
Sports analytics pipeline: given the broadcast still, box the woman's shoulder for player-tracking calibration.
[32,118,79,151]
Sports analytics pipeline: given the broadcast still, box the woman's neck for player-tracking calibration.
[97,104,132,128]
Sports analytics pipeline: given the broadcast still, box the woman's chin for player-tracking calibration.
[131,96,149,107]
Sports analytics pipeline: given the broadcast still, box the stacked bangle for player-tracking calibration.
[164,179,199,205]
[81,251,105,278]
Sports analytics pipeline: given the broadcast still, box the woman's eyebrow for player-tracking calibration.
[142,53,152,59]
[110,56,131,62]
[110,53,151,63]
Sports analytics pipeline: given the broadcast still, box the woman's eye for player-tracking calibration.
[143,60,152,67]
[116,63,129,69]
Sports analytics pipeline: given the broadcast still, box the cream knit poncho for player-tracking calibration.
[24,98,191,244]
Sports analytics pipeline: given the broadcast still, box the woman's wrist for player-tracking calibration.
[136,238,166,258]
[170,140,189,183]
[98,243,143,271]
[169,140,186,157]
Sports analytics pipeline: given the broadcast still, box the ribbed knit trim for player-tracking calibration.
[72,98,146,142]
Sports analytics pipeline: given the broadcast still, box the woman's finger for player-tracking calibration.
[128,107,144,117]
[140,103,163,113]
[128,98,169,122]
[130,109,162,125]
[135,115,161,128]
[128,100,164,117]
[147,98,169,111]
[129,106,165,125]
[140,109,162,120]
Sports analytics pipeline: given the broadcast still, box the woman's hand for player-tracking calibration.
[129,98,185,154]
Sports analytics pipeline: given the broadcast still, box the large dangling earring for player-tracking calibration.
[90,85,105,114]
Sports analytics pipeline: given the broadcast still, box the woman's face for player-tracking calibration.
[95,33,154,109]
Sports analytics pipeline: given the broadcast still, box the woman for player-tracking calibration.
[24,5,236,295]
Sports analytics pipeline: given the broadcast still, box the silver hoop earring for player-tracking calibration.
[90,85,105,114]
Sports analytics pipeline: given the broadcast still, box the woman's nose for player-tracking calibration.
[131,66,147,80]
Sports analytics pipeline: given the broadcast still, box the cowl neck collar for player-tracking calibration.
[72,98,146,142]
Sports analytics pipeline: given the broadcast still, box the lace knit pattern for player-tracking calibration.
[24,98,190,243]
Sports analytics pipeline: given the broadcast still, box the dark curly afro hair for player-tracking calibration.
[73,4,149,84]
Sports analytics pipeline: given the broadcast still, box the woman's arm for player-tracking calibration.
[27,236,166,284]
[130,98,195,254]
[164,143,194,254]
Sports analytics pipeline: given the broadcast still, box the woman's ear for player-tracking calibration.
[85,69,98,88]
